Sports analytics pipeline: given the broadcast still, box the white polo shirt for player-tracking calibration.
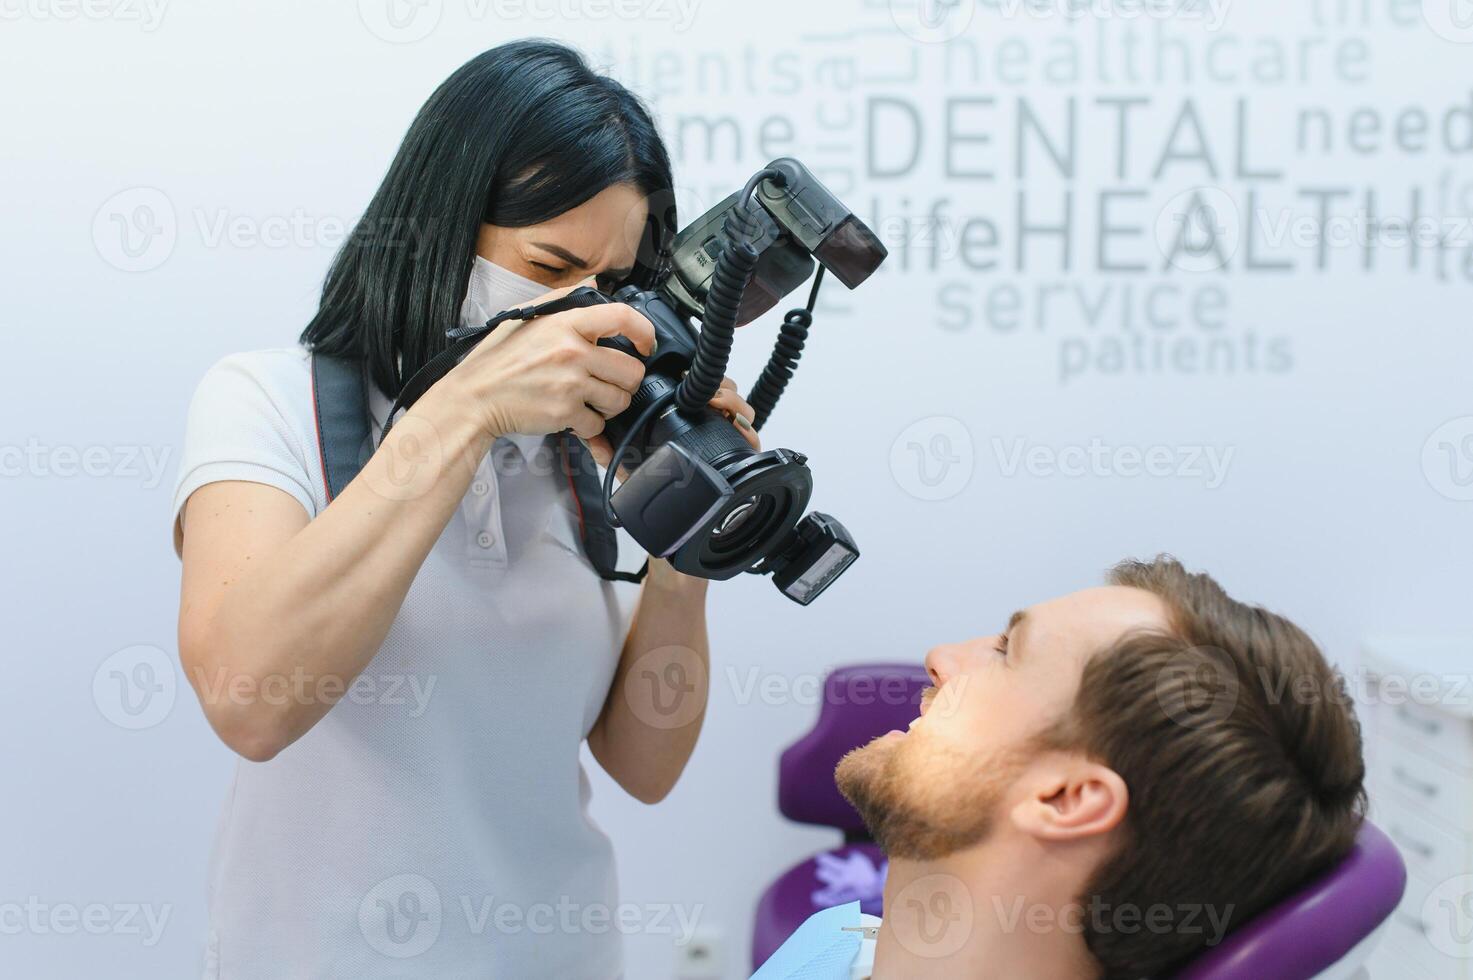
[172,345,634,979]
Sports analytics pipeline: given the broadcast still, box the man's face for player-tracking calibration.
[835,585,1169,860]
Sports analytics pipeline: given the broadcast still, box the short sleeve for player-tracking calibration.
[171,349,323,556]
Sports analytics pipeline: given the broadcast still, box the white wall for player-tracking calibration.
[5,0,1473,976]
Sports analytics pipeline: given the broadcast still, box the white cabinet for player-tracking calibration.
[1362,637,1473,980]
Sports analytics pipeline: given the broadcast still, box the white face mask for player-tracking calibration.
[460,255,550,330]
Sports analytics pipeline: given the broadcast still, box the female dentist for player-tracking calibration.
[171,40,755,979]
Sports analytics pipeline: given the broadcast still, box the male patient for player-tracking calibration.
[768,556,1366,980]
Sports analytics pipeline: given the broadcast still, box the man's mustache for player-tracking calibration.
[918,680,970,719]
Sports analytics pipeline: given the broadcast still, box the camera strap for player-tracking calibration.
[310,335,647,585]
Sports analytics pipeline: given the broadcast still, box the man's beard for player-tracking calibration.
[835,733,1024,861]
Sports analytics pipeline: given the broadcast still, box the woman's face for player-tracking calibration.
[476,182,650,292]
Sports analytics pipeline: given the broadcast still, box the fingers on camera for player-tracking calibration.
[583,379,633,419]
[571,408,607,441]
[589,345,645,392]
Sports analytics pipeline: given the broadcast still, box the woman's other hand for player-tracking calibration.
[585,376,759,478]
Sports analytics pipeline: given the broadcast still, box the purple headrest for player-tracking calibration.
[778,663,930,832]
[1172,821,1406,979]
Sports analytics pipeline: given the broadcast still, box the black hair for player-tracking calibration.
[300,39,676,397]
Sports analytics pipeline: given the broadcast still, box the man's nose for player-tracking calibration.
[925,642,968,688]
[925,638,996,687]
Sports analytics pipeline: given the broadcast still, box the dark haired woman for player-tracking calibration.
[171,40,754,978]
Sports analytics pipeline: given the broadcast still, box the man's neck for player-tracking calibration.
[869,842,1099,980]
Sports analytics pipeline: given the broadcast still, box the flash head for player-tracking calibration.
[662,158,888,326]
[761,512,860,606]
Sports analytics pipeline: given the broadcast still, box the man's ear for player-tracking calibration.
[1010,755,1128,842]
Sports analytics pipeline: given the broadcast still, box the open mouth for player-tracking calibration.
[899,685,937,734]
[882,686,937,740]
[885,709,927,739]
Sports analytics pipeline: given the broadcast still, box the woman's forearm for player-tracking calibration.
[588,562,711,803]
[180,388,491,759]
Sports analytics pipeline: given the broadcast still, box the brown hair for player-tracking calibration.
[1038,557,1366,979]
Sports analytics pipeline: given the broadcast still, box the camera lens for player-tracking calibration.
[707,494,778,559]
[712,497,758,538]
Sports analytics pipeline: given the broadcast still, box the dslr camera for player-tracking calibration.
[395,158,887,604]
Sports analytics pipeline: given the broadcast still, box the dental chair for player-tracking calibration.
[752,663,1408,979]
[1175,821,1405,980]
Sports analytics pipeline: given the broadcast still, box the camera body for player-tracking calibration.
[570,285,820,586]
[576,157,886,603]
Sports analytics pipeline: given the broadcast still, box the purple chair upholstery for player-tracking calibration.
[1172,821,1405,979]
[752,663,930,969]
